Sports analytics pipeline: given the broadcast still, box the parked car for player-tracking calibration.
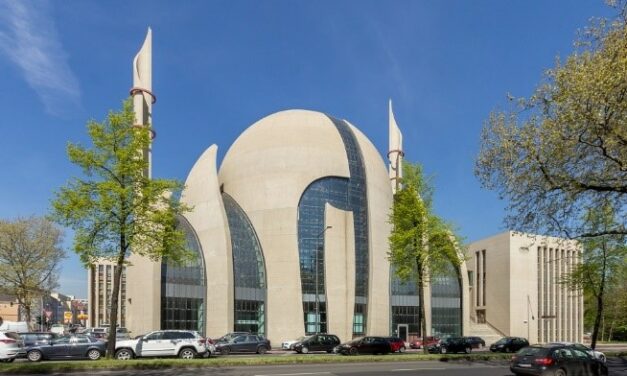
[292,334,340,354]
[216,332,250,343]
[386,337,406,353]
[464,336,486,349]
[510,344,608,376]
[50,324,65,335]
[215,334,271,355]
[18,332,60,358]
[25,335,105,362]
[334,336,391,355]
[427,337,471,354]
[114,330,208,360]
[410,336,440,349]
[549,342,606,363]
[0,331,24,363]
[282,336,309,350]
[490,337,529,353]
[0,321,29,333]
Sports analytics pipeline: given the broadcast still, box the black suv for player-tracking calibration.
[490,337,529,353]
[293,334,340,354]
[427,337,471,354]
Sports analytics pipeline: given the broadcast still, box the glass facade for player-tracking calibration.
[160,216,207,334]
[222,193,267,335]
[390,266,420,337]
[297,116,369,336]
[430,262,462,337]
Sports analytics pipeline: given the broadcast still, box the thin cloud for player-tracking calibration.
[0,0,80,115]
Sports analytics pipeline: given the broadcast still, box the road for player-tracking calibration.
[24,358,627,376]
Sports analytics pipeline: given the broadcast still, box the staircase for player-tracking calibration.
[468,321,504,347]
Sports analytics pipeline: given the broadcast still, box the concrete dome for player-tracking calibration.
[219,109,351,211]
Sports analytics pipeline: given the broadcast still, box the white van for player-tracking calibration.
[0,321,29,333]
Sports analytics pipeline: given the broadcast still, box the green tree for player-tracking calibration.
[475,9,627,240]
[564,205,626,348]
[51,99,190,357]
[388,161,463,352]
[0,217,64,330]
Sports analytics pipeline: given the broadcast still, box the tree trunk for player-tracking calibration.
[591,252,607,350]
[106,245,126,358]
[23,303,32,331]
[417,264,427,354]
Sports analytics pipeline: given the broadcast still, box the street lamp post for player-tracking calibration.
[315,225,332,334]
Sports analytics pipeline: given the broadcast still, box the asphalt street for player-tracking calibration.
[17,358,627,376]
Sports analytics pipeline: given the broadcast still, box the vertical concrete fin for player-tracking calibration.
[388,99,403,194]
[180,145,234,337]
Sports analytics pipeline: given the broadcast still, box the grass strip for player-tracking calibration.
[0,353,514,374]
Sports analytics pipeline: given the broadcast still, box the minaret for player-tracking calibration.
[130,28,156,178]
[388,99,404,193]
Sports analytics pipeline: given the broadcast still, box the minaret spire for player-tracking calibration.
[388,99,404,193]
[130,27,156,178]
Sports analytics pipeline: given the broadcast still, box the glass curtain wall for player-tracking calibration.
[430,262,462,337]
[297,116,369,337]
[222,193,267,335]
[390,267,420,339]
[161,216,207,334]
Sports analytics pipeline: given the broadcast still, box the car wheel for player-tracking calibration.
[27,350,43,362]
[349,347,358,356]
[464,347,471,354]
[554,369,566,376]
[399,346,406,353]
[115,348,134,360]
[220,347,230,355]
[179,348,197,359]
[301,346,309,354]
[600,354,606,363]
[87,349,101,360]
[440,347,447,354]
[257,346,268,355]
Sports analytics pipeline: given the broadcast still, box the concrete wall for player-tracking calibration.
[180,144,234,339]
[218,110,351,344]
[349,123,391,336]
[324,204,355,343]
[468,231,583,343]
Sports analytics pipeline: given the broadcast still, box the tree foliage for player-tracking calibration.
[389,161,462,351]
[564,205,627,348]
[475,12,627,239]
[0,217,64,330]
[51,99,190,357]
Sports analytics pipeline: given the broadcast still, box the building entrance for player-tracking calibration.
[397,324,408,342]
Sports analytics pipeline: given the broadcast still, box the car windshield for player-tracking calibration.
[518,347,550,356]
[494,338,508,345]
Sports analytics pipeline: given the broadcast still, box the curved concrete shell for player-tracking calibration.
[218,110,392,343]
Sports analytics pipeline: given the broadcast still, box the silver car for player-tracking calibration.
[0,331,24,362]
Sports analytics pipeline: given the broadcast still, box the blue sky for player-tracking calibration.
[0,1,615,298]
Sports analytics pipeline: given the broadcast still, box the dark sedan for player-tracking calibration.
[293,334,340,354]
[510,344,608,376]
[335,336,391,355]
[215,334,270,355]
[464,336,485,349]
[490,337,529,353]
[427,337,471,354]
[25,335,106,362]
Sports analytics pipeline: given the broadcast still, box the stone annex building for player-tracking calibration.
[88,31,583,346]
